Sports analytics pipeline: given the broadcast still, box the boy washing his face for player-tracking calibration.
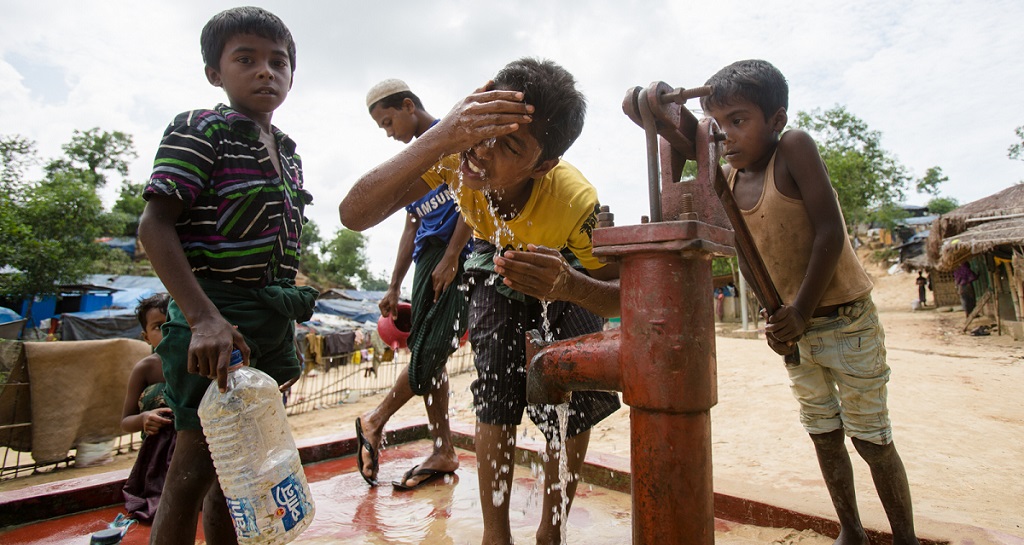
[340,58,620,545]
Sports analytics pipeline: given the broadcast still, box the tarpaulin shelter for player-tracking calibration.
[313,299,380,324]
[60,308,141,341]
[83,275,166,309]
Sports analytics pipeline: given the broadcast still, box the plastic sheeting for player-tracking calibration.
[0,306,22,323]
[83,275,166,309]
[60,308,141,341]
[313,299,380,323]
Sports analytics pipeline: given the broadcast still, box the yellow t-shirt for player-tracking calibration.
[421,156,604,271]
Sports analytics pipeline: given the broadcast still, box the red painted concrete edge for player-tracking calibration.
[0,468,130,528]
[0,419,995,545]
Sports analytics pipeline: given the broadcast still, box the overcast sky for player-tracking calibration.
[2,1,1022,291]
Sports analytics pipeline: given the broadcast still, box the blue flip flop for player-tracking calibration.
[355,418,379,486]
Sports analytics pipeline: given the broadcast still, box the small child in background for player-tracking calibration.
[120,293,174,523]
[915,272,928,307]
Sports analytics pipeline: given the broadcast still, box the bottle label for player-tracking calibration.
[226,496,259,538]
[272,473,310,531]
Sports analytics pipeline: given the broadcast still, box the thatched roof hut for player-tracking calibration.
[926,184,1024,271]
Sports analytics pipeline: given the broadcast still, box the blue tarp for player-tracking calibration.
[313,299,380,324]
[0,306,21,323]
[84,274,166,309]
[338,289,389,302]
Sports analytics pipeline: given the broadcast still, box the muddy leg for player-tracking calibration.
[852,438,919,545]
[810,430,869,545]
[201,480,238,545]
[150,430,217,545]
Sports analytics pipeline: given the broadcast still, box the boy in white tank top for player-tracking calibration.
[702,59,919,545]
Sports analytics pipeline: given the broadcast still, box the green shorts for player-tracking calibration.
[787,296,893,445]
[158,278,317,430]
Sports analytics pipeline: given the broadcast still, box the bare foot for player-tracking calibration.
[393,450,459,489]
[834,527,869,545]
[356,413,384,484]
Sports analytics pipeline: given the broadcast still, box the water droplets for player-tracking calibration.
[555,403,571,544]
[491,480,508,507]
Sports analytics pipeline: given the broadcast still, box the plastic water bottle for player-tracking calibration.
[198,350,315,544]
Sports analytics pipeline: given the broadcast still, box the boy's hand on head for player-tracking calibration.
[187,316,250,393]
[494,244,573,301]
[436,83,533,152]
[764,304,807,344]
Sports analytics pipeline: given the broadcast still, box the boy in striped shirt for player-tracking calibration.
[138,7,316,544]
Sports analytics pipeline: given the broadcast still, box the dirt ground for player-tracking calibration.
[3,265,1022,541]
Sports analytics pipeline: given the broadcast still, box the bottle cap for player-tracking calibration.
[229,349,243,371]
[89,527,123,544]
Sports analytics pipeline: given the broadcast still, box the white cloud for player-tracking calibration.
[2,0,1023,290]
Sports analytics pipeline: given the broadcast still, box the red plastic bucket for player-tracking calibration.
[377,302,412,349]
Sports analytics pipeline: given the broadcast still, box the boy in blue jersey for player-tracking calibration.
[138,7,316,544]
[354,79,473,490]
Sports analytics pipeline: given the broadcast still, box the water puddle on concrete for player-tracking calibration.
[0,439,832,544]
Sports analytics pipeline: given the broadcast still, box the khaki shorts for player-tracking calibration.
[788,296,892,445]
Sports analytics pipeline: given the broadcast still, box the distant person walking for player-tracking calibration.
[954,262,978,317]
[915,272,928,307]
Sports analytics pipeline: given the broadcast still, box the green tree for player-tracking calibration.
[298,220,324,278]
[44,128,136,188]
[711,256,737,277]
[109,180,147,236]
[916,166,948,196]
[869,202,911,234]
[681,160,699,180]
[1008,125,1024,161]
[0,135,37,194]
[358,270,390,291]
[794,106,911,227]
[3,174,110,298]
[0,133,133,306]
[926,196,959,215]
[320,228,372,289]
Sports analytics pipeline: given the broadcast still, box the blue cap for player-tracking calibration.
[89,527,123,544]
[229,349,243,368]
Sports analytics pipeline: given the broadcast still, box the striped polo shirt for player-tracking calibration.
[144,104,312,288]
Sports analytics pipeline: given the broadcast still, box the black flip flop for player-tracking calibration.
[392,464,455,491]
[355,418,379,486]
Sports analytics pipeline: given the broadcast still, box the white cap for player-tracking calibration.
[366,79,411,108]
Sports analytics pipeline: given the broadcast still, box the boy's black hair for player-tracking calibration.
[200,6,296,71]
[701,59,788,121]
[136,293,170,329]
[493,57,586,164]
[368,91,424,114]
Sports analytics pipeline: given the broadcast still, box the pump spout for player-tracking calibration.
[525,328,623,405]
